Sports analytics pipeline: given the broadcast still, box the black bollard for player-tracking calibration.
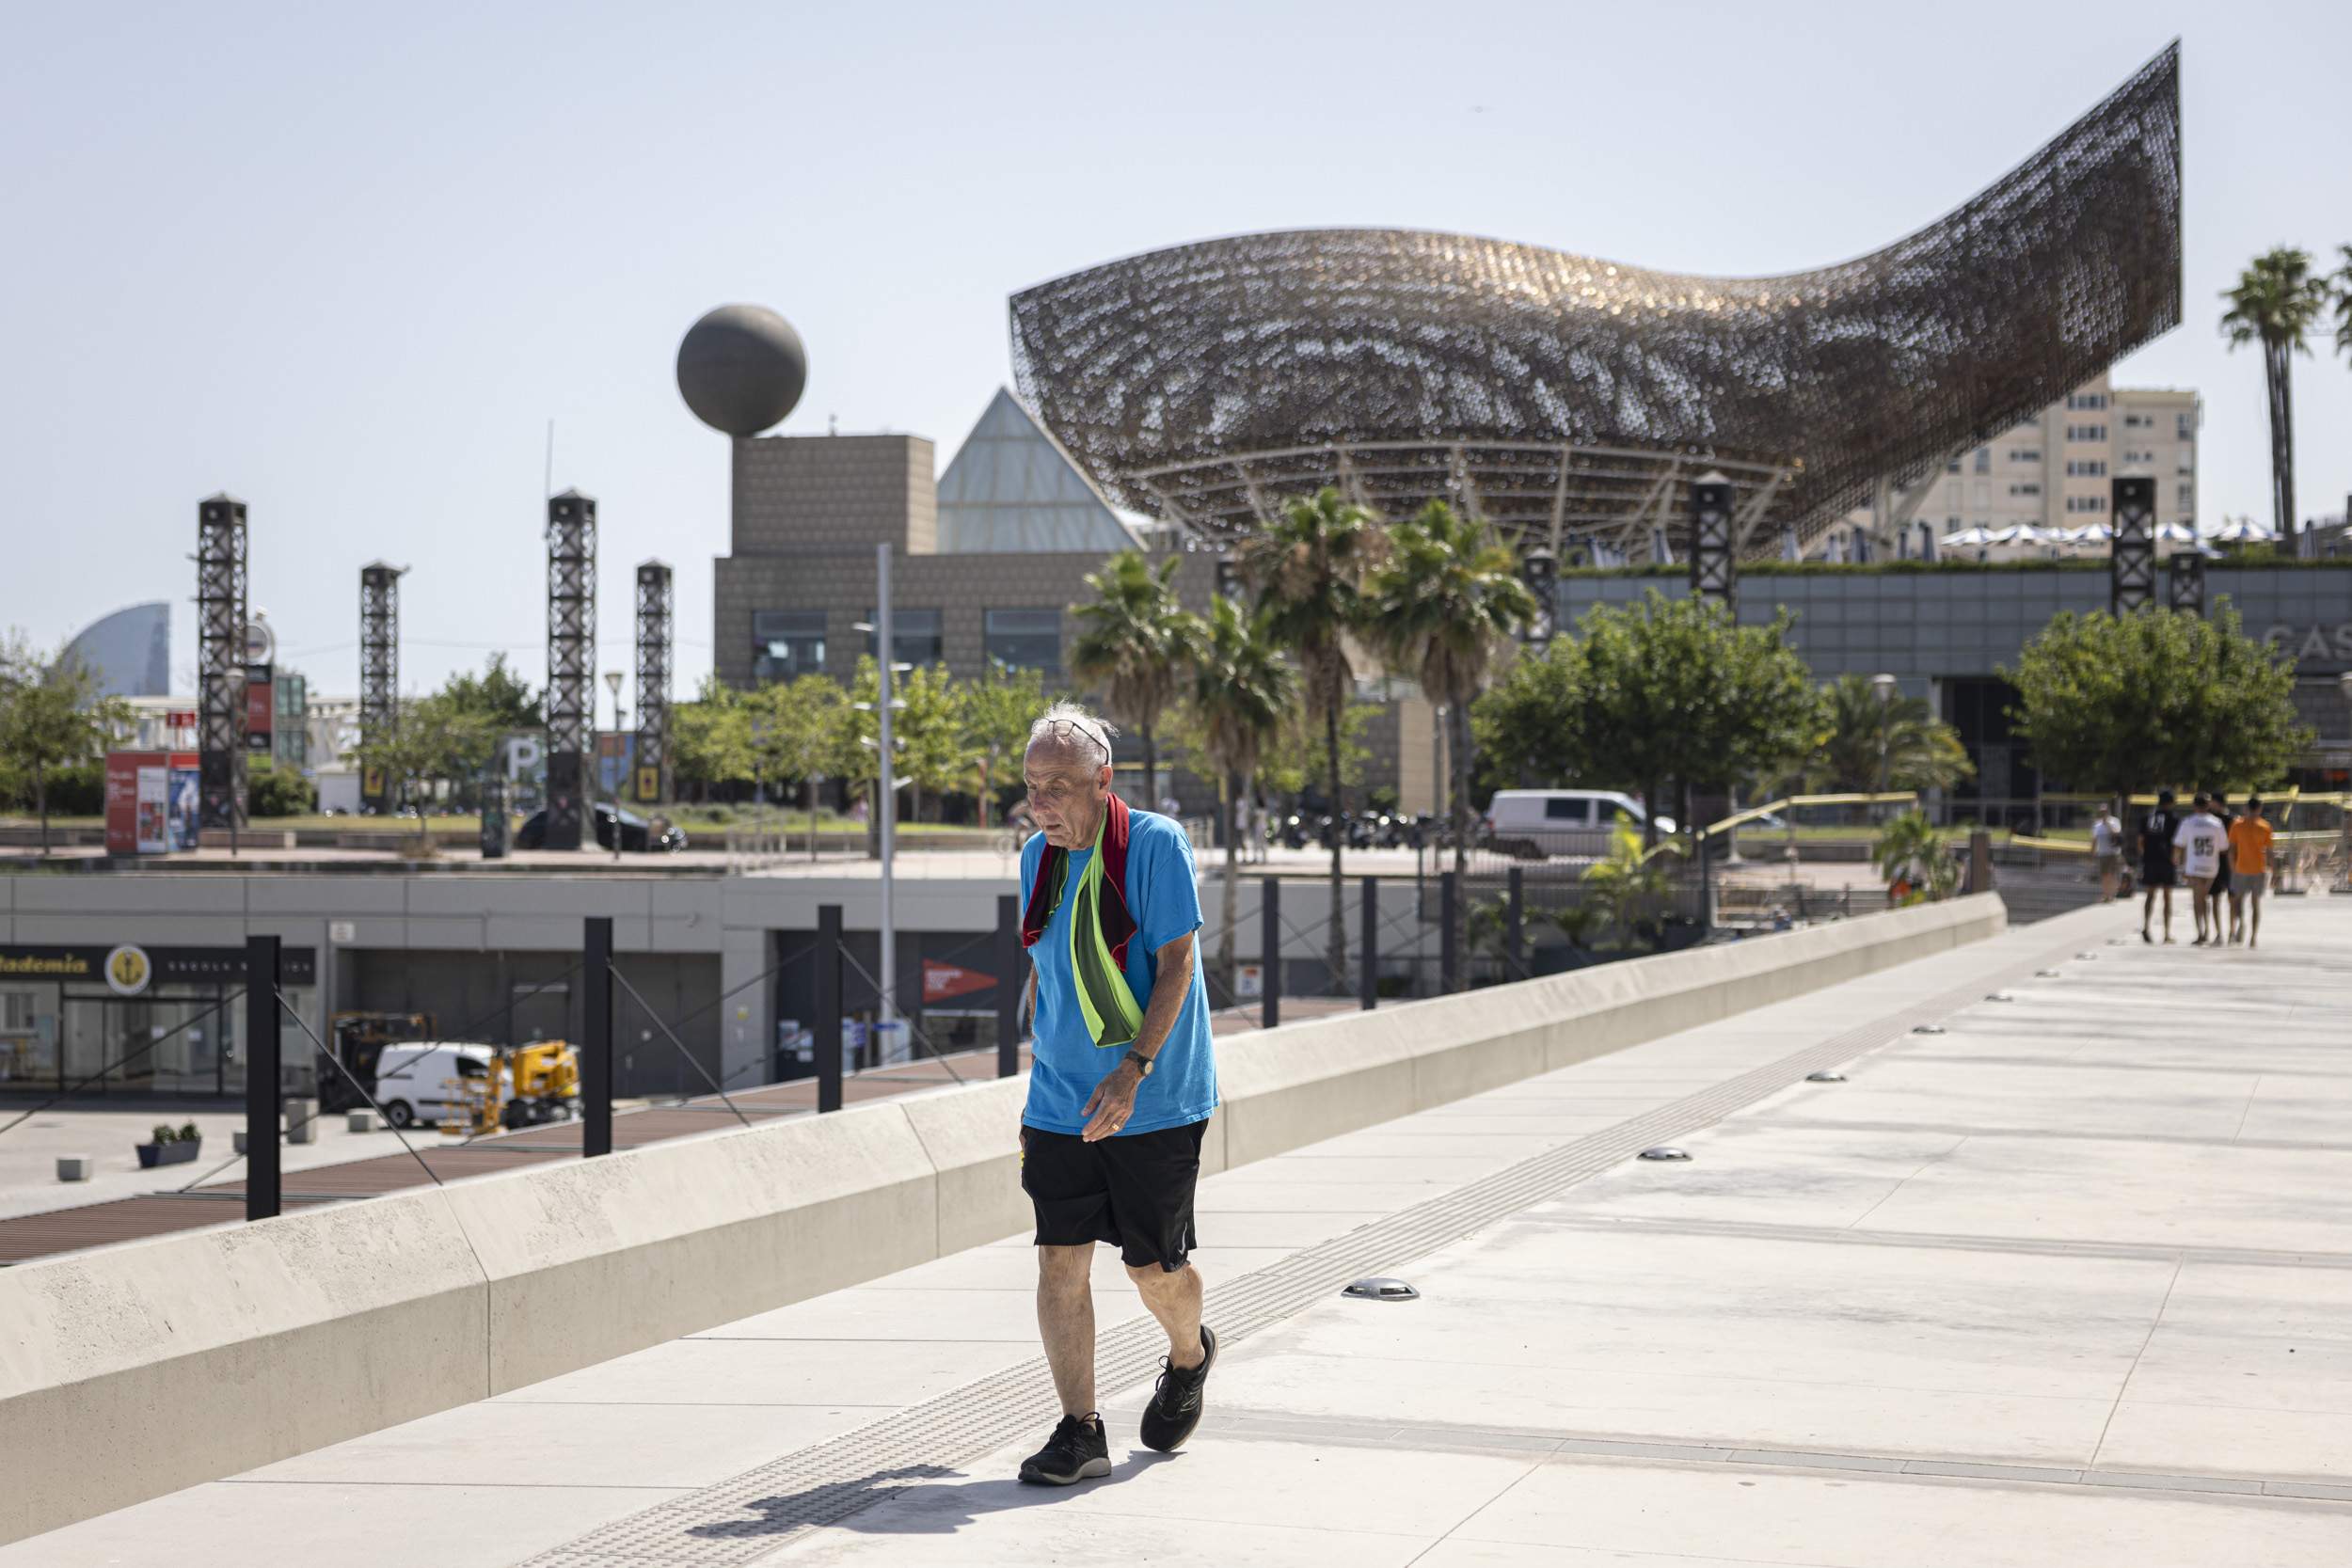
[817,905,844,1113]
[245,935,280,1222]
[1360,877,1379,1011]
[1260,878,1280,1030]
[994,894,1022,1078]
[582,917,613,1157]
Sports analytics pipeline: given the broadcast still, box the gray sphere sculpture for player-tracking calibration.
[676,304,807,436]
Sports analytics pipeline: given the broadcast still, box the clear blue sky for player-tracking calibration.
[5,1,2348,712]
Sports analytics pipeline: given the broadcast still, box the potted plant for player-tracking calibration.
[135,1121,203,1168]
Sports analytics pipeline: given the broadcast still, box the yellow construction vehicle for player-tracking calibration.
[437,1040,583,1137]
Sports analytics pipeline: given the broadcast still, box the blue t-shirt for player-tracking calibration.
[1019,809,1216,1136]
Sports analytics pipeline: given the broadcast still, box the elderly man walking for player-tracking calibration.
[1012,702,1218,1485]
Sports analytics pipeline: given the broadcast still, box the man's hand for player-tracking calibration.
[1080,1057,1143,1142]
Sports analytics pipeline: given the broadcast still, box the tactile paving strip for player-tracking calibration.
[520,926,2090,1566]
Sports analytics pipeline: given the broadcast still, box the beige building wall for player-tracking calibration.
[1820,374,2201,557]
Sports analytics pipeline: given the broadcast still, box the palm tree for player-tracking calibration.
[1236,488,1389,991]
[2333,244,2352,398]
[1187,596,1297,997]
[1805,674,1974,795]
[1873,809,1958,903]
[1365,500,1539,977]
[1069,550,1201,805]
[2221,247,2329,551]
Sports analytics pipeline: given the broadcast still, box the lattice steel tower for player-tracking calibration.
[1688,474,1738,613]
[634,561,673,804]
[196,494,248,829]
[545,490,596,850]
[2110,476,2157,614]
[358,562,403,810]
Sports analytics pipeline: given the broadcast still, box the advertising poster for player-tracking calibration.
[167,764,200,850]
[135,766,169,854]
[103,752,149,855]
[595,733,636,797]
[245,663,273,754]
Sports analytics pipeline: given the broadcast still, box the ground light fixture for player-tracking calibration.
[1638,1147,1692,1162]
[1343,1278,1420,1301]
[1805,1070,1847,1083]
[1912,1024,1947,1035]
[1985,992,2015,1002]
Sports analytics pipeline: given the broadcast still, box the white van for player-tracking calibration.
[1482,789,1673,859]
[372,1042,494,1128]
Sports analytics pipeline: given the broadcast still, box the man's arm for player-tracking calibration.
[1079,929,1195,1141]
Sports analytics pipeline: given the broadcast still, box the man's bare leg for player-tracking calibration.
[2249,893,2262,948]
[2162,886,2174,941]
[1127,1260,1206,1370]
[1037,1244,1098,1417]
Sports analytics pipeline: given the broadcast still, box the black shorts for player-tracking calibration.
[2141,860,2177,889]
[1021,1119,1207,1272]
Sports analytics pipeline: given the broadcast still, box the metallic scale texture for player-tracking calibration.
[1011,44,2180,555]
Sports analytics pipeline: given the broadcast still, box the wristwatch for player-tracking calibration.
[1123,1050,1156,1078]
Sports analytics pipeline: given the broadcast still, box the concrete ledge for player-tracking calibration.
[0,895,2001,1544]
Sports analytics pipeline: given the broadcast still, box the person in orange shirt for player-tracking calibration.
[2226,795,2274,948]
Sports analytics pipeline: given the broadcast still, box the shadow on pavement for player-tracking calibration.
[685,1451,1179,1541]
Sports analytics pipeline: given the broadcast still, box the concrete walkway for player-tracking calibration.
[10,895,2351,1565]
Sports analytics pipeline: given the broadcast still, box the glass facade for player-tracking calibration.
[0,944,319,1097]
[865,609,943,668]
[753,610,827,681]
[984,608,1062,672]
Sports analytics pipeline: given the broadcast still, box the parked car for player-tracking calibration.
[1481,789,1674,858]
[372,1042,495,1129]
[514,801,688,852]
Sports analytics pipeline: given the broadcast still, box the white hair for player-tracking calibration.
[1027,702,1118,765]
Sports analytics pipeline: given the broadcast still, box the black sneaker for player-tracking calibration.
[1018,1414,1109,1485]
[1139,1326,1217,1452]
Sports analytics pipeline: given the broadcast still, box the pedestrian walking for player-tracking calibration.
[2205,790,2233,918]
[2090,802,2123,901]
[2172,793,2227,945]
[2227,795,2274,948]
[1012,702,1218,1486]
[2138,790,2182,943]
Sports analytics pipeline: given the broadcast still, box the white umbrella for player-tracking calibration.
[2200,516,2274,544]
[1983,525,2036,546]
[1942,526,1994,547]
[2156,522,2198,544]
[2064,523,2114,544]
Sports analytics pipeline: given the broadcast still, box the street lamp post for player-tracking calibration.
[1869,673,1898,823]
[603,670,625,862]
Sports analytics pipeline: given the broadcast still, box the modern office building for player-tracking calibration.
[61,602,171,698]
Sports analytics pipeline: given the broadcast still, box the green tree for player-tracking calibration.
[2334,244,2352,368]
[0,636,131,853]
[1236,488,1390,990]
[671,677,753,799]
[1806,674,1974,794]
[352,692,494,844]
[961,665,1051,828]
[1469,637,1581,793]
[2003,606,2310,797]
[1474,591,1817,845]
[891,664,975,821]
[747,673,857,824]
[1253,701,1375,804]
[2221,246,2330,550]
[1069,550,1202,806]
[1185,596,1297,994]
[1873,809,1958,902]
[1367,500,1539,964]
[247,764,317,818]
[438,652,542,732]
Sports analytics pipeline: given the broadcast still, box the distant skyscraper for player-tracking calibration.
[62,602,171,697]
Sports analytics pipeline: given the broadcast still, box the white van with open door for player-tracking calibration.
[371,1042,494,1129]
[1482,789,1672,859]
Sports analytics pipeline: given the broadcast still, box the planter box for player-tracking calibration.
[346,1110,379,1132]
[135,1141,201,1169]
[56,1155,93,1182]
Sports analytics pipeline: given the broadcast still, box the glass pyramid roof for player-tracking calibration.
[936,388,1152,554]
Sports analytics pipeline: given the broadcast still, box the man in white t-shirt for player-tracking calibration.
[2171,796,2228,946]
